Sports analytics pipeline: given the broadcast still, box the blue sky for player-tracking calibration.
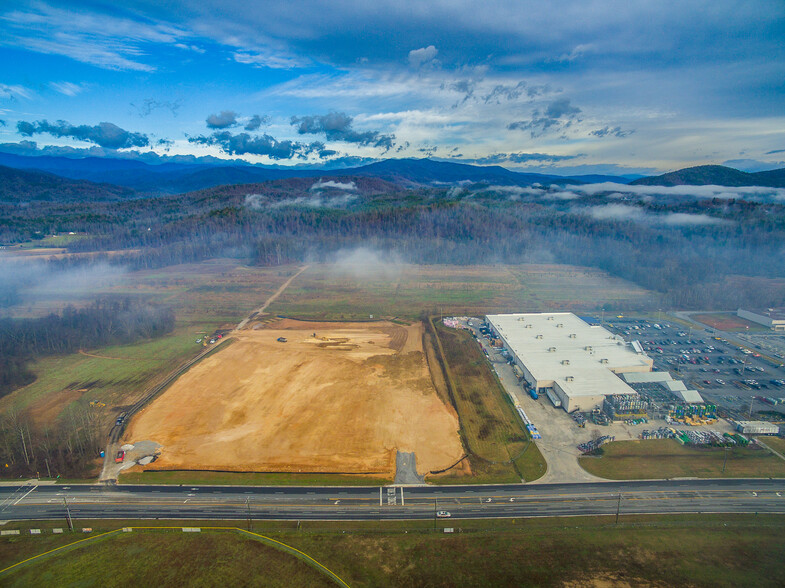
[0,0,784,174]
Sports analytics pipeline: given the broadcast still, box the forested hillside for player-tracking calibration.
[2,175,784,313]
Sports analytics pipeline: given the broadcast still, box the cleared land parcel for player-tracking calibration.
[124,320,463,477]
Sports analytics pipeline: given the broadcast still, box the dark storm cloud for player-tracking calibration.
[16,119,150,148]
[507,98,581,138]
[206,110,239,129]
[188,131,330,159]
[590,126,634,138]
[244,114,269,131]
[290,112,394,150]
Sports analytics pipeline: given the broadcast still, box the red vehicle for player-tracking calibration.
[114,450,125,463]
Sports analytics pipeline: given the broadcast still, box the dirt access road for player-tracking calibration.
[124,320,464,477]
[235,265,308,330]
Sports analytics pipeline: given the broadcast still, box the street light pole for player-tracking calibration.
[615,493,622,524]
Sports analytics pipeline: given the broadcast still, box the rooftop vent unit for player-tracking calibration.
[556,323,564,328]
[548,347,556,352]
[535,334,543,339]
[584,346,593,351]
[547,316,554,320]
[517,317,525,321]
[525,324,532,328]
[565,376,574,382]
[569,333,576,338]
[561,359,570,365]
[600,358,609,364]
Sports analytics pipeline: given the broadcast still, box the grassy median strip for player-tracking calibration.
[579,438,785,480]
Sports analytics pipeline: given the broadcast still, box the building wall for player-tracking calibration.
[737,309,780,329]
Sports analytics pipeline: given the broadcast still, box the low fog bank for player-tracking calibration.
[0,257,127,311]
[319,247,405,281]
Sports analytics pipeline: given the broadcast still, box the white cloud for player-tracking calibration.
[0,83,31,100]
[309,179,357,191]
[49,81,86,96]
[408,45,438,68]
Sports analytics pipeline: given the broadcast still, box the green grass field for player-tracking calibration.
[760,436,785,455]
[267,263,655,321]
[2,515,784,587]
[580,438,785,480]
[427,319,546,483]
[0,530,334,588]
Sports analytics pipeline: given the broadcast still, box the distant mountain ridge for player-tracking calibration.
[0,153,633,194]
[0,165,135,202]
[631,165,785,188]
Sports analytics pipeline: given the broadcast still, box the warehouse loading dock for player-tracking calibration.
[486,312,654,412]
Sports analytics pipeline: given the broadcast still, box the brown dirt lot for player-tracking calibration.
[124,321,463,476]
[692,313,761,331]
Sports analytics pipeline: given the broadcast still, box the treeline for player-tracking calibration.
[0,298,175,396]
[0,405,104,479]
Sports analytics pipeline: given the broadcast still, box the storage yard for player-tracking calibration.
[123,320,463,477]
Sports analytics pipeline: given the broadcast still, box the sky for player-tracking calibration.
[0,0,784,175]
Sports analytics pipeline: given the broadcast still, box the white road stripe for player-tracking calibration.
[13,485,37,506]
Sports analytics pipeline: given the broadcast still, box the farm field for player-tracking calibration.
[124,319,463,476]
[579,438,785,479]
[267,262,657,321]
[3,515,785,587]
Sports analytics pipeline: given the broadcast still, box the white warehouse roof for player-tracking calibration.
[486,313,653,403]
[622,372,673,384]
[676,389,704,404]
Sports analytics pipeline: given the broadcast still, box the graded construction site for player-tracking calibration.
[123,319,463,478]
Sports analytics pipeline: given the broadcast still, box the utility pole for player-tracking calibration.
[722,447,729,474]
[63,497,73,532]
[615,493,622,524]
[749,396,754,419]
[433,496,437,532]
[45,458,51,479]
[246,496,252,531]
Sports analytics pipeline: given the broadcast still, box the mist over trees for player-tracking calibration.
[2,179,784,314]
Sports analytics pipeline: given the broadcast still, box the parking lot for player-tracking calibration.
[600,316,785,420]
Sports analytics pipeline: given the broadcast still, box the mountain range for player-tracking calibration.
[0,153,629,195]
[631,165,785,188]
[2,152,784,202]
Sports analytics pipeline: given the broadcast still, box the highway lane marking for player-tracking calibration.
[13,485,38,506]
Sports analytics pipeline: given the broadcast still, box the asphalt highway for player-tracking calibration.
[1,479,784,522]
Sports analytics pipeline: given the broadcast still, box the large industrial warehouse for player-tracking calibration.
[486,312,654,412]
